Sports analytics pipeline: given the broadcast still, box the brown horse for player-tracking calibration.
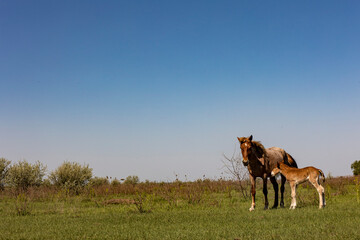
[238,135,298,211]
[271,162,326,209]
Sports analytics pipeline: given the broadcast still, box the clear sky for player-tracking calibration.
[1,0,359,181]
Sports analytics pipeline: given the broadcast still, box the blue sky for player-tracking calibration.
[1,1,359,181]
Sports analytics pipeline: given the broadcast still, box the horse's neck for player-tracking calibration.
[248,153,267,172]
[250,150,266,166]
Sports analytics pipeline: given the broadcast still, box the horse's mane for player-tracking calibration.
[252,141,266,158]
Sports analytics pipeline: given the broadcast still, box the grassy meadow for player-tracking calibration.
[1,176,360,240]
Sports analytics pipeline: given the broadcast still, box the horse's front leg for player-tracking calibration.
[270,176,279,208]
[249,175,256,211]
[262,175,269,210]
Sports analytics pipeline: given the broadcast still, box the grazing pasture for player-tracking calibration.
[0,176,359,239]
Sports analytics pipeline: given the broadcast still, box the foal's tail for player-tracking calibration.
[319,169,326,182]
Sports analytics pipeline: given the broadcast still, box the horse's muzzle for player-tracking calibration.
[242,160,248,167]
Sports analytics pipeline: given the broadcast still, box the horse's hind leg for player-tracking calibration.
[270,176,278,208]
[280,174,286,208]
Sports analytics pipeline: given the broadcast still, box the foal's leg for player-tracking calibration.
[289,182,297,209]
[270,176,279,208]
[280,174,286,208]
[249,175,256,211]
[317,175,326,208]
[310,177,326,209]
[262,176,269,210]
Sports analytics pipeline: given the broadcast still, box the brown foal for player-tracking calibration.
[271,162,326,209]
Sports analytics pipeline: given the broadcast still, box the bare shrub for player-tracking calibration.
[222,151,250,199]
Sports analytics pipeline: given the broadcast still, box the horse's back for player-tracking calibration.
[266,147,286,162]
[266,147,298,168]
[265,147,286,172]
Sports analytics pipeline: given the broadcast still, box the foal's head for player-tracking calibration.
[237,135,254,166]
[271,162,285,176]
[271,166,281,177]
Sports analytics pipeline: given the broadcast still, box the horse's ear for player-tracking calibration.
[237,137,244,143]
[249,135,253,141]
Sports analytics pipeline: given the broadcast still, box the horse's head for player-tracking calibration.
[237,135,254,166]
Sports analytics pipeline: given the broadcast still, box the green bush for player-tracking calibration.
[351,160,360,176]
[49,161,92,193]
[0,158,11,190]
[42,178,52,187]
[111,178,121,186]
[5,160,46,191]
[124,175,140,185]
[89,176,110,186]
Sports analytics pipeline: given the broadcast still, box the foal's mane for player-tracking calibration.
[251,140,266,158]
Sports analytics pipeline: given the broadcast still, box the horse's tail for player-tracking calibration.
[286,152,298,168]
[319,169,326,182]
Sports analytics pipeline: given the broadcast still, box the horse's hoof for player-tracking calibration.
[271,205,278,209]
[249,207,255,212]
[264,206,269,210]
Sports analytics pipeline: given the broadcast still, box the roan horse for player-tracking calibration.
[238,135,298,211]
[271,162,326,209]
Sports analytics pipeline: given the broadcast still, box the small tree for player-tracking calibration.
[222,150,250,199]
[5,160,46,191]
[124,175,140,185]
[49,161,92,193]
[89,176,110,186]
[351,160,360,176]
[111,178,121,186]
[0,158,11,190]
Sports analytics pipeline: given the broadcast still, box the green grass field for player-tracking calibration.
[1,178,360,239]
